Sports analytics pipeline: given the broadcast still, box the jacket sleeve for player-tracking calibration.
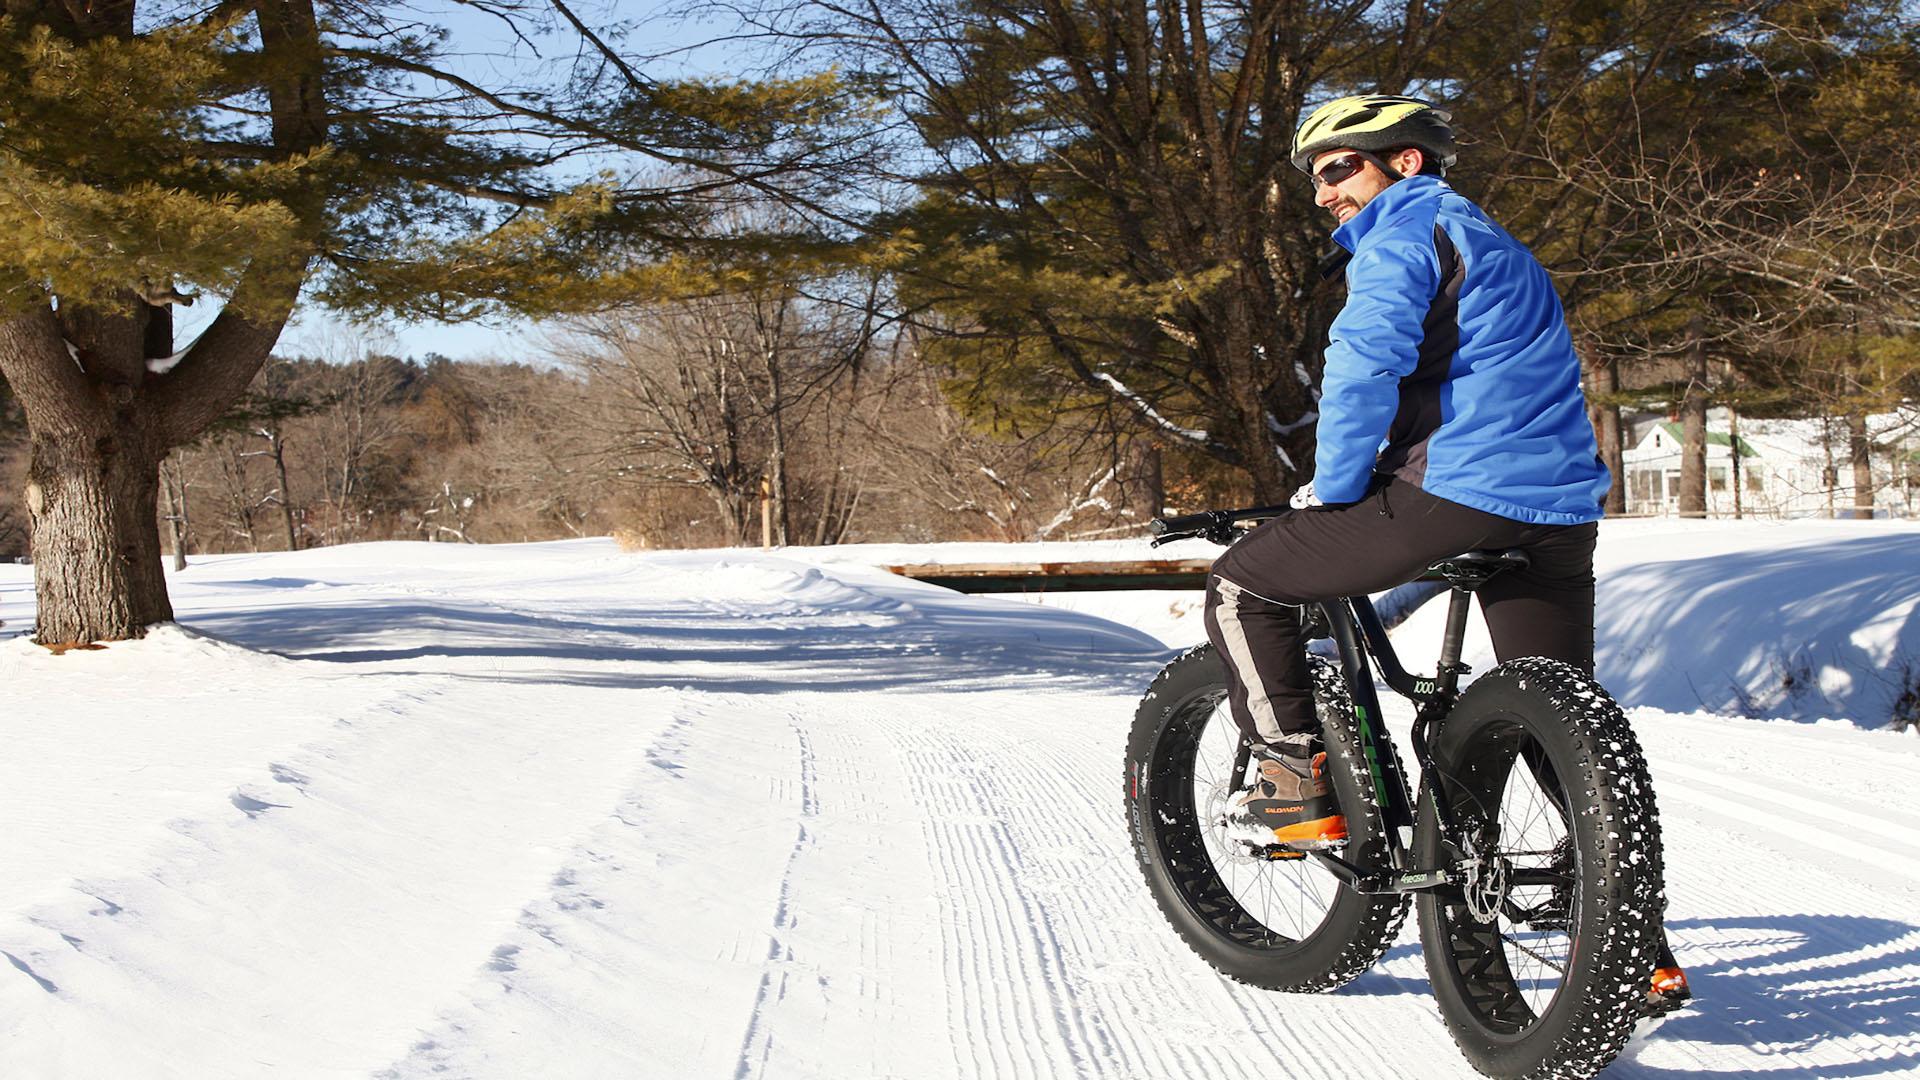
[1311,222,1440,503]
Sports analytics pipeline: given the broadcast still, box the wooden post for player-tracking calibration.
[760,477,772,549]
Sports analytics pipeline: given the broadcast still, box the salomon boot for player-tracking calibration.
[1220,732,1348,853]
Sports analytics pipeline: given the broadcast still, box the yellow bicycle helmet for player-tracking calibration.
[1290,94,1458,175]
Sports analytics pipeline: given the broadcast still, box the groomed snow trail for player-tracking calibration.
[2,537,1916,1079]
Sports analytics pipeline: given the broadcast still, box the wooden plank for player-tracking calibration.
[884,559,1212,577]
[884,559,1214,593]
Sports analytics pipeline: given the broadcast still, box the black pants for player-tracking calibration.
[1202,477,1598,746]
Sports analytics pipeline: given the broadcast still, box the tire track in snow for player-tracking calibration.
[901,729,1092,1077]
[964,703,1449,1080]
[864,692,1460,1080]
[699,698,963,1080]
[377,699,807,1080]
[734,717,821,1080]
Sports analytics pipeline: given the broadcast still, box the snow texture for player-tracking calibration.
[145,349,189,375]
[1,521,1916,1078]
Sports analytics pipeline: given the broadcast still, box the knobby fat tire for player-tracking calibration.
[1414,657,1666,1080]
[1126,643,1409,991]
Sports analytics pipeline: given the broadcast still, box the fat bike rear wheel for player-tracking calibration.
[1414,657,1666,1080]
[1125,643,1408,991]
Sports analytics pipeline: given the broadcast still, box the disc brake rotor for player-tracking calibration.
[1462,849,1510,925]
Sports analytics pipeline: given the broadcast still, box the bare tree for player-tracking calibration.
[559,272,892,547]
[296,353,411,544]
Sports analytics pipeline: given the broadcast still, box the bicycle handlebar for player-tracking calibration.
[1148,504,1290,547]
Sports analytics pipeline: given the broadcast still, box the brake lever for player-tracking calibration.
[1202,523,1238,545]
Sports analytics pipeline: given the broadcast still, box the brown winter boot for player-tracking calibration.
[1219,732,1348,853]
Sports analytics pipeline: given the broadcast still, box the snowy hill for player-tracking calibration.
[1,522,1916,1077]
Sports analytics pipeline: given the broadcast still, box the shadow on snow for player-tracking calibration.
[179,578,1179,696]
[1598,535,1920,726]
[1341,912,1919,1077]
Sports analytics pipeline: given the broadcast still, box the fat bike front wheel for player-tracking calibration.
[1125,643,1408,991]
[1415,657,1666,1080]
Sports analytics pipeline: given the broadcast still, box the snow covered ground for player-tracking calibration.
[2,521,1917,1078]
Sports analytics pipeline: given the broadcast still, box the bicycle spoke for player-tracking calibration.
[1183,700,1341,944]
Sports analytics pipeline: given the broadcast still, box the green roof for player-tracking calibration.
[1657,422,1761,458]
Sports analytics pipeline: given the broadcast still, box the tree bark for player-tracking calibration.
[1133,441,1165,519]
[25,426,173,642]
[0,305,162,641]
[1588,353,1625,516]
[1848,411,1874,520]
[1677,326,1709,519]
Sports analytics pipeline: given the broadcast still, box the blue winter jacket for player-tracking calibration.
[1313,174,1610,524]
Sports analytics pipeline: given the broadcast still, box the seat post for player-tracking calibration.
[1426,549,1527,693]
[1437,588,1474,677]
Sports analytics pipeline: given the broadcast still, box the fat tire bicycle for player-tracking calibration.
[1126,505,1667,1080]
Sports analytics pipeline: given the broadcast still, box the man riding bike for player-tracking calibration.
[1201,93,1689,1013]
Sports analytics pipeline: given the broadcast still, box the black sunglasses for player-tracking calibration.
[1309,152,1369,190]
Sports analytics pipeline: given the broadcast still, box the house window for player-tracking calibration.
[1709,467,1729,492]
[1745,467,1764,493]
[1631,470,1662,504]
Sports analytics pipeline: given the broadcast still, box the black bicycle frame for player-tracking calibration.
[1152,507,1530,897]
[1301,579,1483,896]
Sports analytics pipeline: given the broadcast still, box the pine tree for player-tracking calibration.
[0,1,854,643]
[783,0,1416,500]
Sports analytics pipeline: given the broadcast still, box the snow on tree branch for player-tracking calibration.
[1093,372,1208,444]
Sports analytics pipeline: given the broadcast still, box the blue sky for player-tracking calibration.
[200,1,758,365]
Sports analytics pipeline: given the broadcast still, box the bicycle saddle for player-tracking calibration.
[1427,549,1530,590]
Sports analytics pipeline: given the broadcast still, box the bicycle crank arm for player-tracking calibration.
[1311,850,1456,894]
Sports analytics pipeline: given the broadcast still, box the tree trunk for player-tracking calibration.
[1133,441,1165,519]
[25,425,173,642]
[270,431,298,551]
[1224,293,1289,502]
[1848,411,1874,520]
[2,278,303,642]
[1588,354,1625,516]
[764,383,790,547]
[1677,326,1709,518]
[1728,405,1744,519]
[162,454,190,572]
[1821,418,1838,518]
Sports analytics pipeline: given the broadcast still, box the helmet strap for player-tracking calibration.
[1358,149,1406,182]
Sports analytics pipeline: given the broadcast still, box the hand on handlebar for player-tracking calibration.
[1147,510,1236,547]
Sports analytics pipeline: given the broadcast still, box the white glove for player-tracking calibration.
[1289,482,1324,510]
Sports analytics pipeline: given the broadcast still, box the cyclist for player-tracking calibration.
[1202,93,1688,1012]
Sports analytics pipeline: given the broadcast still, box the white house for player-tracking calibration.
[1620,408,1919,518]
